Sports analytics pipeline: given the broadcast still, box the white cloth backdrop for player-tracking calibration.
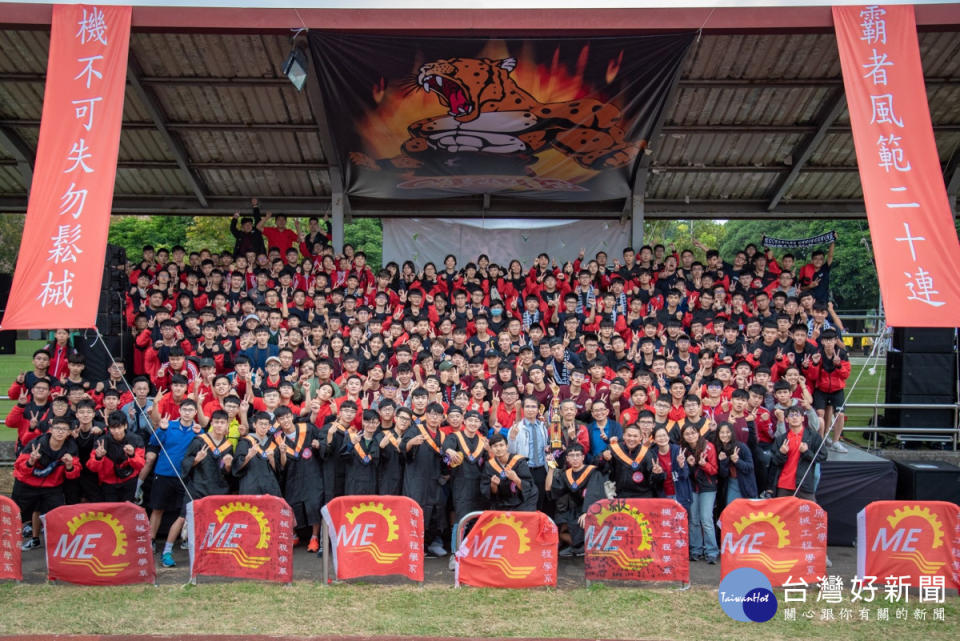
[381,218,631,269]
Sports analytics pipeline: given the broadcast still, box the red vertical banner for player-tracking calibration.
[0,497,23,582]
[583,498,689,584]
[321,495,425,582]
[43,502,155,586]
[0,5,131,330]
[857,501,960,592]
[188,495,294,583]
[719,497,827,587]
[834,5,960,327]
[455,511,558,588]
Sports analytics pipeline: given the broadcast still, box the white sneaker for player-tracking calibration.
[826,555,833,568]
[829,441,848,454]
[427,541,447,557]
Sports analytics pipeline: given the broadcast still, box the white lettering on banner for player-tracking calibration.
[859,6,887,45]
[894,223,924,261]
[869,94,904,127]
[76,7,109,46]
[876,134,910,173]
[72,97,102,132]
[48,224,84,264]
[74,55,104,89]
[37,270,75,308]
[64,139,94,174]
[904,268,945,308]
[862,49,893,86]
[58,183,88,219]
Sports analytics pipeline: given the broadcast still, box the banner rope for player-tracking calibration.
[91,329,194,502]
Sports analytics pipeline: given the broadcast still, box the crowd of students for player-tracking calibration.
[6,203,848,568]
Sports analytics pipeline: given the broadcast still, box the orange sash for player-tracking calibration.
[353,437,374,463]
[416,423,443,455]
[281,427,308,458]
[608,438,652,470]
[488,454,524,477]
[454,431,485,464]
[565,464,596,490]
[198,433,231,457]
[244,434,276,458]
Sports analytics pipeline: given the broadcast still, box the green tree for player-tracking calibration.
[108,216,191,261]
[644,219,726,261]
[0,214,25,271]
[719,219,879,312]
[185,216,233,254]
[345,218,383,269]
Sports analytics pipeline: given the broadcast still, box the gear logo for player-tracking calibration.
[880,505,946,574]
[478,513,535,579]
[344,502,402,565]
[57,511,130,577]
[204,502,271,569]
[589,504,654,571]
[729,512,797,574]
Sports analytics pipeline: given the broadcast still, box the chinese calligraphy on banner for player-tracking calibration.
[834,5,960,327]
[0,5,131,330]
[322,495,425,582]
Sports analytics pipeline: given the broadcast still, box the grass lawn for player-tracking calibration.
[0,581,955,639]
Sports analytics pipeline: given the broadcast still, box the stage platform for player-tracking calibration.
[818,442,897,546]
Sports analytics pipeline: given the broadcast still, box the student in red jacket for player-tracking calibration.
[12,416,82,550]
[5,379,53,452]
[87,411,146,502]
[813,328,851,453]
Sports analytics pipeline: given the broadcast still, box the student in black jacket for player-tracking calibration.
[546,443,606,556]
[771,405,827,501]
[481,434,537,511]
[341,410,381,495]
[160,410,234,568]
[599,424,663,498]
[233,411,283,497]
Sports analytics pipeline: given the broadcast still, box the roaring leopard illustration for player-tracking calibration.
[350,56,642,175]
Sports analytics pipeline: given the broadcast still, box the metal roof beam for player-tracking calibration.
[6,118,960,137]
[945,144,960,214]
[0,125,33,194]
[2,72,959,89]
[765,87,847,211]
[0,195,868,218]
[125,53,209,207]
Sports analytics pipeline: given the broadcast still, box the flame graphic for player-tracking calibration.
[353,40,627,187]
[606,51,624,84]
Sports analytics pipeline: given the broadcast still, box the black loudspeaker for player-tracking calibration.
[0,273,14,354]
[886,352,957,398]
[894,397,957,429]
[893,327,957,353]
[95,244,127,338]
[75,330,123,382]
[894,460,960,503]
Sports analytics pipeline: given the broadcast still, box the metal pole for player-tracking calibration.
[331,192,345,255]
[321,521,329,586]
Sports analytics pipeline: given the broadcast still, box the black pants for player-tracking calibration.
[529,466,553,517]
[102,478,138,503]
